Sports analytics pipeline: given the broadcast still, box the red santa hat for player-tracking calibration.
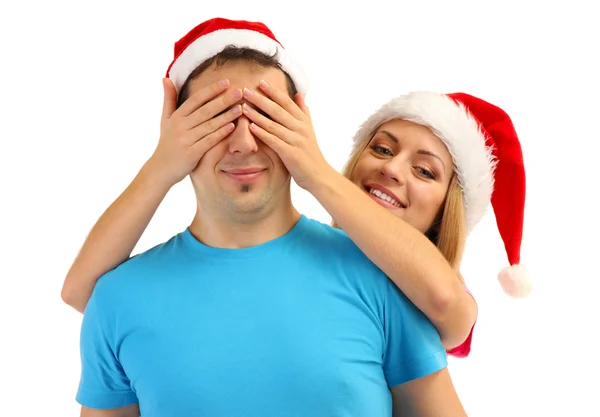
[165,17,309,95]
[353,92,531,297]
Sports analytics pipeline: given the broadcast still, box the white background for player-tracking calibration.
[1,0,599,416]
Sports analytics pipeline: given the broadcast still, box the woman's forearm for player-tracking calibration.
[309,168,476,346]
[61,161,172,313]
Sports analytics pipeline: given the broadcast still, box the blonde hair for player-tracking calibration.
[336,127,467,274]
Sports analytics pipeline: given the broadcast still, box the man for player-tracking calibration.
[74,18,466,416]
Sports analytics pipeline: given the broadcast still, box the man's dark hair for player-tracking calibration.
[176,46,298,108]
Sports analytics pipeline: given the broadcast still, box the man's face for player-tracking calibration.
[188,61,291,221]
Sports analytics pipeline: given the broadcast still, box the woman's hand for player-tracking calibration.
[240,80,334,191]
[148,78,243,186]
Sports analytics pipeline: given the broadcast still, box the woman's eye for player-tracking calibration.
[371,144,393,156]
[417,167,435,179]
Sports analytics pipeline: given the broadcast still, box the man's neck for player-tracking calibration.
[188,202,301,249]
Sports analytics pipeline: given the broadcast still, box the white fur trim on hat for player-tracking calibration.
[352,91,497,233]
[168,28,310,95]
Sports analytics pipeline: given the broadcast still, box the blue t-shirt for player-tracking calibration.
[77,215,447,416]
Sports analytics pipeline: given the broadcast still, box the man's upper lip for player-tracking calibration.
[365,183,406,206]
[223,167,266,174]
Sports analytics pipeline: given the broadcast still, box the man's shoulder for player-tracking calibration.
[302,217,377,262]
[94,232,185,293]
[301,217,355,245]
[300,216,388,282]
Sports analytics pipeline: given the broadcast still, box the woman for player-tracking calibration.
[242,86,531,357]
[61,80,530,357]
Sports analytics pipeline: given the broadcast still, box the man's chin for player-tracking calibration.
[223,192,272,215]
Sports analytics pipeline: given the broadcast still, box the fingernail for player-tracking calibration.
[259,80,269,89]
[242,103,251,113]
[219,79,229,88]
[232,105,242,115]
[243,88,254,98]
[232,89,242,99]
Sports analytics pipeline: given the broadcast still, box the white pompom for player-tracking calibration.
[498,264,532,298]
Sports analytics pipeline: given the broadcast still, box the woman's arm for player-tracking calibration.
[61,162,172,313]
[238,84,476,349]
[61,77,244,313]
[310,167,477,350]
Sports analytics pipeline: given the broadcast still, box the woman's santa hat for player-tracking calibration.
[165,17,309,95]
[353,92,531,297]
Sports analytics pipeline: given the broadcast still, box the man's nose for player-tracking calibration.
[227,116,259,155]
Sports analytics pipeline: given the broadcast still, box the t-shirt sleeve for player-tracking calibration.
[76,283,138,409]
[382,279,448,387]
[446,286,477,358]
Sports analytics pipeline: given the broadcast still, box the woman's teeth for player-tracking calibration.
[369,188,404,208]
